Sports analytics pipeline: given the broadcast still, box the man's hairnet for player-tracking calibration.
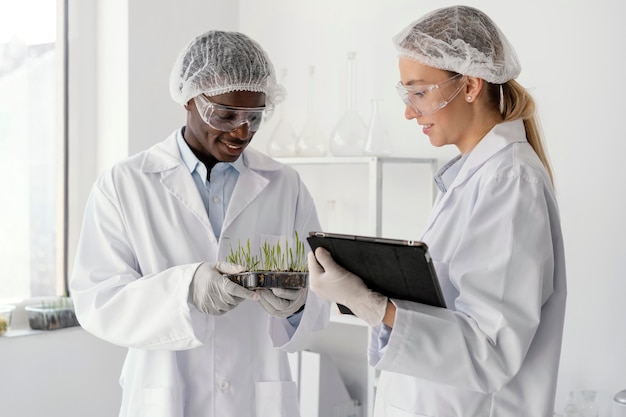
[169,31,285,107]
[393,5,521,84]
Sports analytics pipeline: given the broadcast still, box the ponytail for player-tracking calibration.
[499,80,554,185]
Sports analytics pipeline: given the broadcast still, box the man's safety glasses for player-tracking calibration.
[194,94,272,133]
[395,74,466,116]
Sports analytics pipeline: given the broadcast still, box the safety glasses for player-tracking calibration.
[396,74,466,116]
[194,94,272,133]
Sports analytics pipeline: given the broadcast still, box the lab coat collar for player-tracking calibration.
[423,119,528,236]
[450,119,527,190]
[139,129,284,240]
[141,131,183,173]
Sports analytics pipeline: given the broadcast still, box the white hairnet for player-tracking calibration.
[393,5,521,84]
[169,31,285,107]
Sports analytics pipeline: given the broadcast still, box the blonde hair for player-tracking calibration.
[495,80,554,185]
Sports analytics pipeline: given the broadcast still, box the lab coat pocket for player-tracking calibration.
[141,387,182,417]
[255,380,301,417]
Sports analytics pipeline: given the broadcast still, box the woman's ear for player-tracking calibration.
[184,100,192,111]
[465,77,484,103]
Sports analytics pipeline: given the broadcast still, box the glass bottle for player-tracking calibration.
[329,51,367,156]
[613,389,626,417]
[363,98,392,156]
[267,68,297,157]
[296,65,328,156]
[578,390,599,417]
[562,391,580,417]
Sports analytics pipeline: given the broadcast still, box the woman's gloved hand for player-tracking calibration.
[258,288,307,318]
[190,262,259,315]
[308,247,388,326]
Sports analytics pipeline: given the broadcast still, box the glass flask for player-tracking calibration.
[267,68,297,157]
[329,51,367,156]
[562,391,580,417]
[363,98,393,156]
[296,65,328,156]
[613,389,626,417]
[578,390,599,417]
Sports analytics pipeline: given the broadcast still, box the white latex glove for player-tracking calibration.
[308,248,388,326]
[190,262,259,315]
[258,288,307,319]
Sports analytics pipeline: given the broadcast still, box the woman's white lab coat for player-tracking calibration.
[70,130,330,417]
[371,120,566,417]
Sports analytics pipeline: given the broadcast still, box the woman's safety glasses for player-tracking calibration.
[194,94,272,133]
[395,74,466,116]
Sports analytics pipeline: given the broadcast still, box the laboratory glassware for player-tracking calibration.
[577,390,599,417]
[329,51,367,156]
[613,389,626,417]
[363,98,393,156]
[296,65,328,156]
[267,68,297,157]
[562,391,580,417]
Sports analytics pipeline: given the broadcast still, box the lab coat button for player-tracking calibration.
[219,380,230,390]
[213,197,220,203]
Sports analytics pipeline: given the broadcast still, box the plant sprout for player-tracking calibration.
[0,317,8,335]
[40,296,73,310]
[227,232,307,272]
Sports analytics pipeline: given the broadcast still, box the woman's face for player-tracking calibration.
[184,90,266,163]
[398,58,473,153]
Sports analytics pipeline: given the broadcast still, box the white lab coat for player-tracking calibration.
[70,130,330,417]
[371,119,566,417]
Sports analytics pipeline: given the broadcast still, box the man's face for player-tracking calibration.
[184,90,267,163]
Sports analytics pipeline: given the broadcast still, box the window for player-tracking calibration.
[0,0,67,302]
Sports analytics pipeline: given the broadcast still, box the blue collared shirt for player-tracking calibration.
[176,130,242,239]
[433,153,469,194]
[176,129,303,327]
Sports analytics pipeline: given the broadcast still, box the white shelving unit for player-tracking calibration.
[278,156,437,417]
[278,156,437,238]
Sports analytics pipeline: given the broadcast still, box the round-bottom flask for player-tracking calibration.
[578,390,599,417]
[363,98,392,156]
[296,65,328,156]
[267,68,297,157]
[267,117,297,157]
[330,52,367,156]
[562,391,580,417]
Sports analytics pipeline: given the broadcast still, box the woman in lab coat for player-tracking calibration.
[71,31,329,417]
[309,6,566,417]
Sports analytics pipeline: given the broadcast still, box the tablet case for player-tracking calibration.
[307,232,446,314]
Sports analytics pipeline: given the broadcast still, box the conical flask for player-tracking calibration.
[267,68,297,157]
[329,52,367,156]
[363,98,393,156]
[296,65,328,156]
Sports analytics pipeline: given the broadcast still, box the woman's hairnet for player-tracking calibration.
[393,5,521,84]
[169,31,285,107]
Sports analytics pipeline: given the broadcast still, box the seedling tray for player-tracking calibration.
[225,271,308,289]
[25,305,80,330]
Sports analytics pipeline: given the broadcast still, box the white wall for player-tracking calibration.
[0,326,127,417]
[240,0,626,414]
[6,1,623,416]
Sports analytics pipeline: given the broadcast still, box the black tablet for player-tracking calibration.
[307,231,446,313]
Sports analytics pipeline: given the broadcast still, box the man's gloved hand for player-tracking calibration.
[308,248,388,326]
[190,262,259,315]
[258,288,307,319]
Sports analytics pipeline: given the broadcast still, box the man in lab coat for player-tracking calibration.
[71,30,330,417]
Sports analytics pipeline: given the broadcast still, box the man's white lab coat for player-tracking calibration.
[71,131,330,417]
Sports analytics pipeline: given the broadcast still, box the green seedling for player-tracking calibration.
[227,231,307,272]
